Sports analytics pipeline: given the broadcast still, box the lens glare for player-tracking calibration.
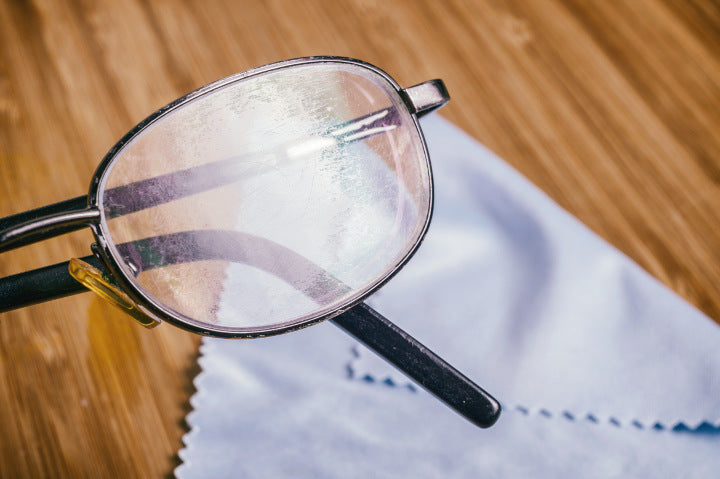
[99,61,430,333]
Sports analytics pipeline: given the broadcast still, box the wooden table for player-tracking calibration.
[1,1,718,476]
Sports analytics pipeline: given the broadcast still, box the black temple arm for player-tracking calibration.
[0,229,501,428]
[333,304,500,428]
[0,196,89,251]
[0,254,99,312]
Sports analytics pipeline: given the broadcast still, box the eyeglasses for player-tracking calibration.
[0,57,500,428]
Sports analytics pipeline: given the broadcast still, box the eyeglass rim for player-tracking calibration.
[85,56,440,338]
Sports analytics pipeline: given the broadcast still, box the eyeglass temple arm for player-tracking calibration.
[0,79,446,254]
[0,106,392,253]
[0,254,102,311]
[0,257,501,428]
[332,304,500,428]
[0,196,96,253]
[0,227,500,428]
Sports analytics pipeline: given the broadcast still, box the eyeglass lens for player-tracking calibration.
[99,63,431,331]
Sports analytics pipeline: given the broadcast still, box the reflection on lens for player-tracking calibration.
[99,60,430,333]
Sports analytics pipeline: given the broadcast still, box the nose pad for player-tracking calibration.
[68,258,161,329]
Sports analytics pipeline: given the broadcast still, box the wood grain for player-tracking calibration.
[1,0,719,476]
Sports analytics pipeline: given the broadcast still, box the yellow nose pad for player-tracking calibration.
[68,258,161,329]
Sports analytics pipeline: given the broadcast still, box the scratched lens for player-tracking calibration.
[97,61,431,333]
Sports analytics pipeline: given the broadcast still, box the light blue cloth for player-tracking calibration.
[176,116,720,478]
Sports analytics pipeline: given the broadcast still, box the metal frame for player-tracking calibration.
[0,57,501,428]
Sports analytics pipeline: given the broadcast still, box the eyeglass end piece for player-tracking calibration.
[401,79,450,117]
[68,258,161,329]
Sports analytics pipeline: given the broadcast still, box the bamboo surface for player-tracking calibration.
[1,0,719,477]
